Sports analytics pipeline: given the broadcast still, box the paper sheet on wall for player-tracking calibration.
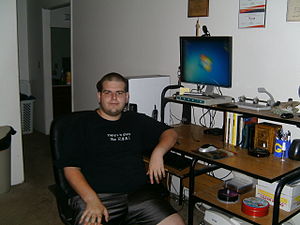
[287,0,300,22]
[238,0,266,28]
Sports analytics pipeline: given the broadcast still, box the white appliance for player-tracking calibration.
[203,208,295,225]
[204,209,253,225]
[127,75,170,123]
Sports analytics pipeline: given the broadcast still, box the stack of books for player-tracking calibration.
[224,112,257,148]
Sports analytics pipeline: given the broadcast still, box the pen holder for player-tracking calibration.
[274,138,291,158]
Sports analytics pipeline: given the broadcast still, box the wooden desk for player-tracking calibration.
[158,87,300,224]
[172,124,300,225]
[174,124,300,182]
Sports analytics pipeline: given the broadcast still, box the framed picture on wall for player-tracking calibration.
[238,0,267,28]
[188,0,209,17]
[287,0,300,22]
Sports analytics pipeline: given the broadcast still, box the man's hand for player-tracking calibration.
[64,167,109,225]
[147,128,177,184]
[147,150,165,184]
[79,197,109,225]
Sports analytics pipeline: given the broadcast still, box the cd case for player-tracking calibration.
[224,177,253,194]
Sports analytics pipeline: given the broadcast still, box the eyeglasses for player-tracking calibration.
[101,90,126,97]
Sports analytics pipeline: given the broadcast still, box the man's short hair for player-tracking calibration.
[96,72,129,92]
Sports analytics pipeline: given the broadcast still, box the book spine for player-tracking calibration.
[224,112,230,143]
[237,115,244,146]
[231,113,238,145]
[228,112,233,145]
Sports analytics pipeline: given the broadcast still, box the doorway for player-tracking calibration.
[51,27,71,119]
[42,6,71,133]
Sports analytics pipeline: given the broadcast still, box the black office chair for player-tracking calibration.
[49,110,171,225]
[49,111,93,225]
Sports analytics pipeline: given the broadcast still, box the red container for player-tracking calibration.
[242,197,269,217]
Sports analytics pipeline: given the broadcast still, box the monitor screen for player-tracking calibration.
[180,36,232,89]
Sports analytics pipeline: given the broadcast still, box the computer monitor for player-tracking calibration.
[180,36,232,96]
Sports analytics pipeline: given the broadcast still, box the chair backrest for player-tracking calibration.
[50,110,94,197]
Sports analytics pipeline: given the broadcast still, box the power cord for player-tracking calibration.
[169,108,182,124]
[195,202,207,214]
[210,170,233,180]
[199,108,216,128]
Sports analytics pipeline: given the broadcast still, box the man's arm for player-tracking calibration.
[64,167,109,225]
[147,128,178,184]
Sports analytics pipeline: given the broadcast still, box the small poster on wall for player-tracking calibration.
[188,0,209,17]
[287,0,300,22]
[238,0,267,28]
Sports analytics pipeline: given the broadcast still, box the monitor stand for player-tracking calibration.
[185,85,220,98]
[203,85,225,98]
[183,85,222,98]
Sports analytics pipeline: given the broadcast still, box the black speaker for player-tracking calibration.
[288,139,300,160]
[128,103,137,112]
[181,104,191,124]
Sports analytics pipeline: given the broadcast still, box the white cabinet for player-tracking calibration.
[127,75,170,124]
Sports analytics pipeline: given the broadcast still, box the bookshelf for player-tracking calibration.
[160,94,300,225]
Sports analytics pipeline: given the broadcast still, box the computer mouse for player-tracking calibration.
[201,144,212,148]
[198,144,217,153]
[280,113,294,119]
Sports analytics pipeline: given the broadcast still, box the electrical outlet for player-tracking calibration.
[183,187,189,199]
[170,175,181,195]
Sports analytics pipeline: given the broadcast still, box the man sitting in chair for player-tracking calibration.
[57,72,185,225]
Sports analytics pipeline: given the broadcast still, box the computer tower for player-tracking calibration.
[127,75,170,124]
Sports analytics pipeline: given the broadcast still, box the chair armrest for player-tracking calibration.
[48,184,75,225]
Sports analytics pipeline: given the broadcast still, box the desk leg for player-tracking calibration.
[188,159,197,225]
[272,169,300,225]
[160,84,181,123]
[179,178,184,205]
[187,163,221,225]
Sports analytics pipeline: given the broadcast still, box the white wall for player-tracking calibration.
[27,0,47,134]
[72,0,300,138]
[17,0,30,81]
[72,0,190,110]
[0,0,24,185]
[42,9,54,135]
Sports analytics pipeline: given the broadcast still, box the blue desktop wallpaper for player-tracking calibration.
[181,38,231,87]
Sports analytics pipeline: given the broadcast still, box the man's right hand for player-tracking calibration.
[64,167,110,225]
[79,197,109,225]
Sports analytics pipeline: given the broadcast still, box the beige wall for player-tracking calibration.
[72,0,300,137]
[72,0,300,108]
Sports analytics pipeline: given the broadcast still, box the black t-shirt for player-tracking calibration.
[57,110,170,194]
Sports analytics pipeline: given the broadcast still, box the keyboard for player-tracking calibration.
[144,151,192,171]
[163,152,192,171]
